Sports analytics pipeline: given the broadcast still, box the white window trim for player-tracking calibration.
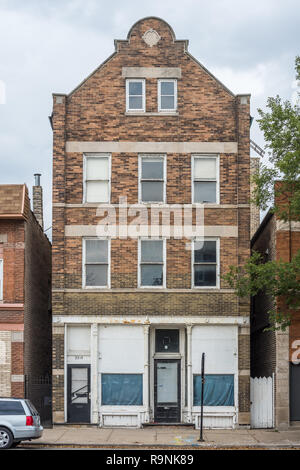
[83,153,111,204]
[191,237,220,289]
[82,238,111,289]
[192,154,220,204]
[0,259,3,301]
[126,79,146,113]
[138,238,166,289]
[138,154,167,204]
[158,79,177,113]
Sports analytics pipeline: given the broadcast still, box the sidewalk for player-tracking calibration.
[22,425,300,448]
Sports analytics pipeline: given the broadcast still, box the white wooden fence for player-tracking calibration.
[250,375,274,428]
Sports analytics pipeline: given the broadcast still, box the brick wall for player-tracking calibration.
[52,17,251,422]
[24,210,52,379]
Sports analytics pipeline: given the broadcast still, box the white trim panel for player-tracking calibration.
[66,141,238,154]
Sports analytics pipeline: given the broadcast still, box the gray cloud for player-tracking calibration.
[0,0,299,235]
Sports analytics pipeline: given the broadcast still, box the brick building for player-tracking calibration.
[51,17,251,428]
[251,186,300,429]
[0,183,52,413]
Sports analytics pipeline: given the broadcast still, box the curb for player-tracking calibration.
[19,442,300,449]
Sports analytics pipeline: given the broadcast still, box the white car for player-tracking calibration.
[0,398,43,449]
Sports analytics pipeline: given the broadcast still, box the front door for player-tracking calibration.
[154,359,181,423]
[67,365,91,423]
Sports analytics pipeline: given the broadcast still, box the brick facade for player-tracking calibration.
[251,188,300,428]
[0,185,51,411]
[51,17,251,427]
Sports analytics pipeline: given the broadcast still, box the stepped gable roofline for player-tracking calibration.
[63,16,236,99]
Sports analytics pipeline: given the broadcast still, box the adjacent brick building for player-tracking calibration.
[0,183,52,419]
[51,17,251,427]
[251,186,300,429]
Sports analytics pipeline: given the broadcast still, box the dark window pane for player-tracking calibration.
[86,265,108,286]
[102,374,143,406]
[193,375,234,406]
[194,241,216,263]
[141,240,163,263]
[155,329,179,352]
[141,265,163,286]
[194,264,216,287]
[161,95,175,109]
[86,240,108,263]
[129,82,143,95]
[0,401,25,415]
[142,160,164,179]
[129,96,143,109]
[161,81,174,95]
[194,181,216,203]
[141,181,164,202]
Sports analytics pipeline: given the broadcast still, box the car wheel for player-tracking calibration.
[0,427,13,449]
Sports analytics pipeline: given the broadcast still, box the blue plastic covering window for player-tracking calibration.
[193,374,234,406]
[102,374,143,406]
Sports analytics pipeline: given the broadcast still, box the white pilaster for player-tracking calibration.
[91,323,99,424]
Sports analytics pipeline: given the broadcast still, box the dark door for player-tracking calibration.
[154,359,181,423]
[290,364,300,421]
[67,365,91,423]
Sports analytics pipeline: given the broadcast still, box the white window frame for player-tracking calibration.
[82,238,110,289]
[158,79,177,112]
[0,259,3,301]
[126,79,146,113]
[192,238,220,289]
[138,154,167,204]
[192,154,220,204]
[138,238,166,289]
[83,153,111,204]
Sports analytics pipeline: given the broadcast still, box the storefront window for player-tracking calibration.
[193,374,234,406]
[101,374,143,406]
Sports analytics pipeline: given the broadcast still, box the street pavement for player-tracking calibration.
[20,425,300,449]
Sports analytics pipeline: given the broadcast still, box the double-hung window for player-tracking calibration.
[0,259,3,301]
[193,155,219,203]
[140,155,165,203]
[84,239,109,288]
[193,239,219,288]
[140,239,165,287]
[126,79,145,112]
[158,79,177,112]
[84,155,110,203]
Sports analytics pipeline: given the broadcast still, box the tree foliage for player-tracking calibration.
[224,251,300,331]
[226,57,300,330]
[251,56,300,220]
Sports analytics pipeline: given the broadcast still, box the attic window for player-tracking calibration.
[126,79,145,112]
[158,79,177,112]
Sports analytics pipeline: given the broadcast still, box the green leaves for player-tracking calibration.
[224,250,300,331]
[252,56,300,222]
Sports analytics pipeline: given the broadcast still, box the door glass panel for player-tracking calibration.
[157,362,178,403]
[71,368,88,404]
[156,329,179,353]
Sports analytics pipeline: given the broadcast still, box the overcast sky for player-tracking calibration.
[0,0,299,236]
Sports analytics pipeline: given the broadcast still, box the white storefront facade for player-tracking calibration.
[57,315,248,428]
